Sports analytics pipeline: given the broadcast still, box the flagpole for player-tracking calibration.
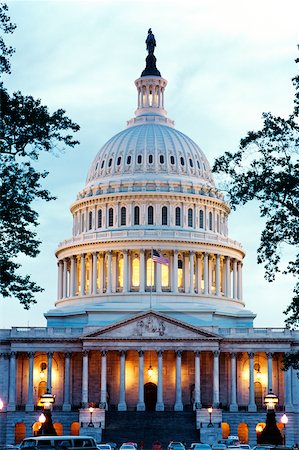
[150,247,153,311]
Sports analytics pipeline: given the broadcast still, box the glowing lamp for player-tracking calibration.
[147,365,153,377]
[39,390,55,409]
[0,399,3,410]
[281,413,288,425]
[264,389,278,410]
[39,413,46,424]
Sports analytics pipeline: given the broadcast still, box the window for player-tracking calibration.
[88,211,92,230]
[101,160,105,169]
[108,208,114,227]
[162,262,169,288]
[162,206,168,225]
[117,156,121,166]
[127,155,131,165]
[188,208,193,227]
[146,257,155,287]
[132,256,140,287]
[209,211,213,231]
[118,256,124,289]
[159,154,164,164]
[178,259,183,288]
[189,158,193,167]
[98,209,102,228]
[121,207,126,226]
[108,158,112,167]
[137,154,142,164]
[149,154,153,164]
[81,213,84,232]
[148,206,154,225]
[199,210,204,228]
[180,157,185,166]
[175,207,181,226]
[134,206,140,225]
[197,160,200,169]
[170,155,175,165]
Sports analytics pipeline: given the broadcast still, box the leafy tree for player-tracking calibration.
[0,4,80,308]
[213,47,299,368]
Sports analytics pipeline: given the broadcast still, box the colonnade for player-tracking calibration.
[1,350,293,413]
[57,250,243,301]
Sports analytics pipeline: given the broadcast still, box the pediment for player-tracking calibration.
[83,311,221,341]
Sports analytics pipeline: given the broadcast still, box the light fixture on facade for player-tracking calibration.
[39,362,47,380]
[147,351,153,377]
[264,389,278,410]
[39,389,55,410]
[254,360,262,381]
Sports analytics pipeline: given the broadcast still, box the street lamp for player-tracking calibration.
[207,407,214,428]
[88,406,94,427]
[0,399,3,411]
[260,389,282,445]
[281,413,288,445]
[38,390,57,436]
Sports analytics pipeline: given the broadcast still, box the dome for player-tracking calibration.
[86,123,215,189]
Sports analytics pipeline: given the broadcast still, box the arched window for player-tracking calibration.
[162,261,169,289]
[175,207,181,226]
[53,423,63,436]
[162,206,168,225]
[254,381,263,407]
[222,422,230,439]
[159,154,164,164]
[101,160,105,169]
[98,209,102,228]
[108,158,112,167]
[121,207,126,226]
[188,208,193,227]
[180,157,185,166]
[132,256,140,287]
[199,210,204,228]
[88,211,92,230]
[189,158,193,167]
[127,155,131,165]
[70,422,80,436]
[117,156,121,166]
[170,155,175,165]
[137,154,142,164]
[146,257,155,287]
[238,423,249,444]
[134,206,140,225]
[15,423,26,444]
[149,154,153,164]
[148,206,154,225]
[178,259,183,289]
[209,211,213,231]
[108,208,114,227]
[118,256,124,289]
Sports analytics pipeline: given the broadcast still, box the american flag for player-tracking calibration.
[152,249,169,265]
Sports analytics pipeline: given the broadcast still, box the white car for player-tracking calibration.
[119,445,136,450]
[97,446,112,450]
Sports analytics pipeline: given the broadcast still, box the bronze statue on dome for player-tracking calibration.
[146,28,156,55]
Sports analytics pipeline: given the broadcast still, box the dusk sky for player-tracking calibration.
[1,0,298,329]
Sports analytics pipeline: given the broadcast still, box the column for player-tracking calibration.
[57,261,63,300]
[229,352,238,411]
[266,352,273,392]
[63,352,71,411]
[7,352,16,411]
[118,351,127,410]
[204,252,209,295]
[196,254,202,294]
[80,254,86,296]
[173,251,178,293]
[213,351,220,407]
[137,351,145,410]
[26,352,34,411]
[92,252,98,295]
[100,351,107,407]
[233,259,237,299]
[139,250,145,293]
[82,350,89,407]
[99,252,104,293]
[225,256,231,297]
[156,257,162,293]
[70,256,76,297]
[239,262,243,300]
[248,352,257,411]
[215,254,221,296]
[189,251,194,294]
[47,352,53,393]
[284,362,293,410]
[107,251,112,294]
[123,251,128,293]
[63,258,68,298]
[156,350,164,411]
[174,350,183,411]
[194,351,201,409]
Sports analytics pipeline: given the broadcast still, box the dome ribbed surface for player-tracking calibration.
[86,123,215,188]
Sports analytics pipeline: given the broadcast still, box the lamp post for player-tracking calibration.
[38,390,57,436]
[207,407,214,428]
[260,389,283,445]
[88,406,94,427]
[0,399,3,411]
[281,413,288,445]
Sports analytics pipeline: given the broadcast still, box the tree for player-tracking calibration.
[0,4,80,308]
[212,47,299,368]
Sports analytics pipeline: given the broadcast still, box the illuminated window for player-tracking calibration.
[162,206,168,225]
[161,262,169,288]
[146,257,155,287]
[15,423,26,444]
[178,259,183,288]
[118,256,124,289]
[70,422,80,436]
[77,258,81,293]
[53,423,63,436]
[209,211,213,231]
[175,207,181,226]
[88,211,92,230]
[97,256,101,291]
[199,210,204,228]
[222,422,230,439]
[134,206,140,225]
[188,208,193,227]
[121,207,126,226]
[238,423,249,444]
[85,257,90,294]
[132,256,140,287]
[98,209,102,228]
[108,208,114,227]
[105,257,108,289]
[148,206,154,225]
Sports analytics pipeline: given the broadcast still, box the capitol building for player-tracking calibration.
[0,32,298,446]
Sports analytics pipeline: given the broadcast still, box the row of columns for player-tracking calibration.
[1,350,293,412]
[57,251,243,301]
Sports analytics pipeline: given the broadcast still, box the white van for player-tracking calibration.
[19,436,98,450]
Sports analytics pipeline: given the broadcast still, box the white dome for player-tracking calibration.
[86,122,215,190]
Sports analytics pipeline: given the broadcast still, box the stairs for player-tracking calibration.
[103,410,199,449]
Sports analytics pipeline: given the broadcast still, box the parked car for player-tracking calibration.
[152,442,162,450]
[168,443,185,450]
[19,437,98,450]
[119,445,136,450]
[192,445,211,450]
[239,446,251,450]
[97,445,112,450]
[212,445,227,450]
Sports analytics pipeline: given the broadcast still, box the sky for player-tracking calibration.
[1,0,298,329]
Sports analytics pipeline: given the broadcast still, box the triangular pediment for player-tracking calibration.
[83,311,221,341]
